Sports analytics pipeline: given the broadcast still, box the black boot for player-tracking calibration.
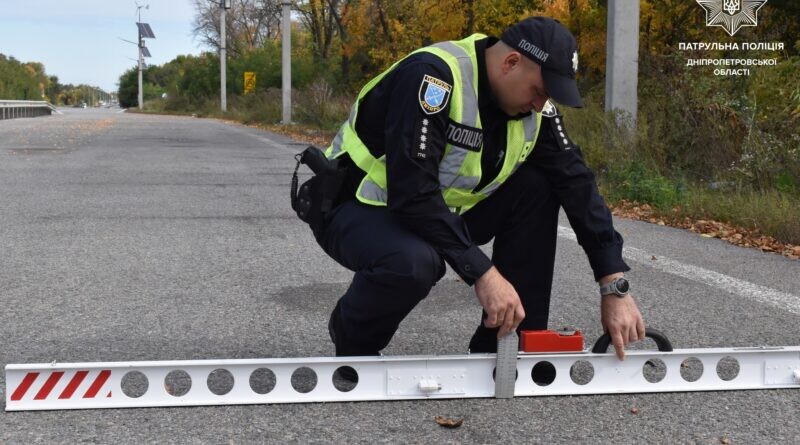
[328,300,374,383]
[468,324,500,353]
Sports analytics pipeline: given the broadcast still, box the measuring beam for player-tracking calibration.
[5,347,799,411]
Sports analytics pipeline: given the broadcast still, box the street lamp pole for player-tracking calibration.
[136,3,148,110]
[605,0,639,127]
[220,0,230,112]
[281,0,292,124]
[138,29,144,109]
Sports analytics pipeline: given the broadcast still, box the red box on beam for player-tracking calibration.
[520,329,584,353]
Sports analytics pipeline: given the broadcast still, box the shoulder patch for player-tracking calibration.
[540,99,558,118]
[418,75,452,115]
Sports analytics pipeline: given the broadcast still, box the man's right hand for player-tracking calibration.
[474,266,525,339]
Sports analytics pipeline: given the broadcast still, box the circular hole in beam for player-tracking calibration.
[491,367,519,381]
[680,357,704,382]
[121,371,149,398]
[332,366,359,392]
[291,367,318,393]
[531,361,556,386]
[569,360,594,385]
[643,358,667,383]
[164,370,192,397]
[716,356,740,381]
[250,368,277,394]
[207,368,235,396]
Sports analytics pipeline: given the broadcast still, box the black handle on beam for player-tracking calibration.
[591,328,673,354]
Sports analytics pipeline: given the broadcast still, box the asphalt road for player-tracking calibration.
[1,108,798,444]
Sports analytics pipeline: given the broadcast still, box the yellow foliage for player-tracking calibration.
[533,0,607,78]
[342,0,537,75]
[473,0,536,36]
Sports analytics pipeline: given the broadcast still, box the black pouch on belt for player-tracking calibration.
[290,145,346,232]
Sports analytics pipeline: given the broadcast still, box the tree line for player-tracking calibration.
[0,53,111,105]
[118,0,799,195]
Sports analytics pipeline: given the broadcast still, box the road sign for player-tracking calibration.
[244,72,256,95]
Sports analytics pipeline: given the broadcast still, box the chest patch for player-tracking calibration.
[418,75,452,115]
[446,120,483,152]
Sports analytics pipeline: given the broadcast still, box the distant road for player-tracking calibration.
[1,109,798,443]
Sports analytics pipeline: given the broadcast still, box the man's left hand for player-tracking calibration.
[600,292,645,361]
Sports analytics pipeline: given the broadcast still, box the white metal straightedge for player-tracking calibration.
[5,347,800,411]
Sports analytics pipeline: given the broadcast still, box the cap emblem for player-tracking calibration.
[541,100,558,118]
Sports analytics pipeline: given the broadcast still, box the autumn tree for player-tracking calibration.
[0,54,47,100]
[338,0,539,82]
[192,0,282,57]
[296,0,339,62]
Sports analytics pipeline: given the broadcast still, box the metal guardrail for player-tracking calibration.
[0,100,60,120]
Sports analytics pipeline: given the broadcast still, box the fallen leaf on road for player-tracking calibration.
[434,416,463,428]
[630,407,639,415]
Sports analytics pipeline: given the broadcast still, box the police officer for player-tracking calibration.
[312,17,645,362]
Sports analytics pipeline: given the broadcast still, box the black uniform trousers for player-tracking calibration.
[318,161,560,355]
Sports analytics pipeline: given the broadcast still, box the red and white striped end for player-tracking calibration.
[7,369,112,411]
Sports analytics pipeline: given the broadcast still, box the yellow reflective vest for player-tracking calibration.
[325,34,543,214]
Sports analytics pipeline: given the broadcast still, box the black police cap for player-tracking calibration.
[500,17,583,108]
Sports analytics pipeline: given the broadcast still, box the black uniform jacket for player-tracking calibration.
[337,36,629,285]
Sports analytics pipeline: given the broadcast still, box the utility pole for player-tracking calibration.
[281,0,292,124]
[220,0,231,112]
[138,25,144,109]
[605,0,639,127]
[134,3,155,110]
[137,4,146,110]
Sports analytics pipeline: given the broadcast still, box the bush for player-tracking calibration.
[293,79,352,130]
[227,89,283,124]
[605,162,684,210]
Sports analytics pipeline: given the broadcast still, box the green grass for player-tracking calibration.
[141,83,352,132]
[562,98,799,246]
[681,187,800,245]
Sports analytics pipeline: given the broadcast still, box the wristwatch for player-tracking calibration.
[599,277,630,297]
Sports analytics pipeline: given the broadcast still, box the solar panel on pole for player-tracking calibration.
[141,47,152,58]
[137,22,155,39]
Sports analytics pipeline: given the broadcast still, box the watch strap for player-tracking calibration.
[599,278,628,297]
[599,281,615,297]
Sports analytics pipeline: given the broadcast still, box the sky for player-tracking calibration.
[0,0,209,92]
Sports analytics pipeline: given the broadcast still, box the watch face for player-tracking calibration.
[615,278,630,294]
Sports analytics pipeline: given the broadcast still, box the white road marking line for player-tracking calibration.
[557,226,800,315]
